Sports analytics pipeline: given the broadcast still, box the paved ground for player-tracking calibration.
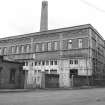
[0,88,105,105]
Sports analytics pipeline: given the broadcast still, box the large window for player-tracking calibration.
[47,42,51,51]
[69,60,73,64]
[54,60,57,65]
[42,61,45,65]
[34,61,37,66]
[54,41,58,50]
[46,60,49,65]
[36,44,39,52]
[21,45,24,53]
[68,40,72,49]
[42,43,45,51]
[3,47,7,55]
[50,60,53,65]
[26,44,31,53]
[0,48,2,55]
[10,69,16,83]
[11,46,15,54]
[78,39,83,48]
[74,60,78,64]
[16,46,19,53]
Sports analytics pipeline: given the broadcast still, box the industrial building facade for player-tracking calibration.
[0,1,105,88]
[0,24,105,88]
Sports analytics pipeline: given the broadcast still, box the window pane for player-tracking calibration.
[34,70,37,74]
[54,60,57,65]
[47,42,51,51]
[50,61,53,65]
[54,41,58,50]
[21,45,24,53]
[26,44,30,53]
[0,48,2,55]
[46,61,49,65]
[38,70,41,73]
[16,46,19,53]
[38,61,41,66]
[25,62,28,66]
[42,61,45,65]
[50,69,57,74]
[78,39,83,48]
[11,46,15,54]
[35,62,37,66]
[36,44,39,52]
[42,43,45,51]
[69,60,73,64]
[74,60,78,64]
[45,70,49,74]
[68,40,72,49]
[3,47,7,55]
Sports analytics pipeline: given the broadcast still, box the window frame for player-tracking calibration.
[68,40,72,49]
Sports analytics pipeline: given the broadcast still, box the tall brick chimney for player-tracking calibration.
[40,1,48,31]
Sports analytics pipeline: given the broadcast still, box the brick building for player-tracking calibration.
[0,1,105,88]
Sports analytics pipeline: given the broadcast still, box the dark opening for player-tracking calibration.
[10,69,16,83]
[45,74,59,88]
[70,69,78,78]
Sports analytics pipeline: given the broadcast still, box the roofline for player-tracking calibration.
[0,24,104,41]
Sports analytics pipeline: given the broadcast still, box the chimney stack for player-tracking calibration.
[40,1,48,31]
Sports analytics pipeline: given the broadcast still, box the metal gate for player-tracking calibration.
[45,74,59,88]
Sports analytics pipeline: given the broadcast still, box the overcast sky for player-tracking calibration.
[0,0,105,39]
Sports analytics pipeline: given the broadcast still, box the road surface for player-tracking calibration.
[0,88,105,105]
